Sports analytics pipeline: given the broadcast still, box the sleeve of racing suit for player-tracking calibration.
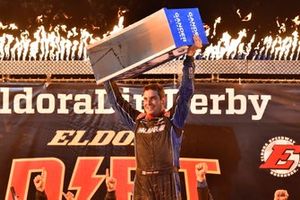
[170,55,195,129]
[103,80,141,131]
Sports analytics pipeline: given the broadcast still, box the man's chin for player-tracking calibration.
[145,110,155,115]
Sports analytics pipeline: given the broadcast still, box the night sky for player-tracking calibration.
[0,0,299,37]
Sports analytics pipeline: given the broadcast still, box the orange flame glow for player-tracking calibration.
[0,13,125,61]
[0,12,299,61]
[201,15,300,60]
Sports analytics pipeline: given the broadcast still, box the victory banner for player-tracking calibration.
[0,82,300,200]
[87,8,208,84]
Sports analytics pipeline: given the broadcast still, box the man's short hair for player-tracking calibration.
[143,83,165,99]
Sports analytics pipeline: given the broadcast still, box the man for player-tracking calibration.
[104,35,202,199]
[62,192,75,200]
[195,163,290,200]
[274,189,289,200]
[33,169,48,200]
[33,168,74,200]
[105,168,117,200]
[195,163,214,200]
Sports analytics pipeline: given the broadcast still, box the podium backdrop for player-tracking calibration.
[0,82,300,200]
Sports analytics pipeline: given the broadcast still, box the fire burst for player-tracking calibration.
[202,14,300,60]
[0,13,299,61]
[0,13,125,61]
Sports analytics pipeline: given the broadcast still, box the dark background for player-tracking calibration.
[0,0,299,38]
[1,83,300,199]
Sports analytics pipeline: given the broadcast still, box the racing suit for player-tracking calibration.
[104,56,195,200]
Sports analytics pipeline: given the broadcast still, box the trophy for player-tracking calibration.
[87,8,208,84]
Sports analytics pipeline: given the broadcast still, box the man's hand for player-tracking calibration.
[187,35,203,57]
[195,163,208,183]
[106,168,117,192]
[274,189,289,200]
[63,191,75,200]
[33,168,46,192]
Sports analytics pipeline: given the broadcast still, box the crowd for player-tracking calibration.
[30,164,289,200]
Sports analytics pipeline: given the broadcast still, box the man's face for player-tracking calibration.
[143,89,165,116]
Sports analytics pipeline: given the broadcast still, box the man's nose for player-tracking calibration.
[144,99,151,105]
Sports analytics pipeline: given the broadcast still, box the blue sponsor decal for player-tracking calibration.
[164,8,209,47]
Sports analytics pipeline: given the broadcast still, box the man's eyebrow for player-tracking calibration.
[143,95,158,99]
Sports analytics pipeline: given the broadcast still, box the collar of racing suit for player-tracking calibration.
[145,110,166,120]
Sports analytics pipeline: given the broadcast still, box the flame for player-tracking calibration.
[292,16,300,27]
[0,11,299,61]
[242,13,252,22]
[204,24,210,37]
[236,9,242,18]
[203,29,249,59]
[0,22,8,29]
[211,17,221,38]
[200,14,300,60]
[202,27,299,60]
[0,23,18,30]
[276,19,287,33]
[0,11,126,61]
[237,9,252,22]
[36,15,44,23]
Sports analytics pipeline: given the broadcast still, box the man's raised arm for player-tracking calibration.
[103,80,141,131]
[171,35,203,129]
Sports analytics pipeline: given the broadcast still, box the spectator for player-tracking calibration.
[33,169,47,200]
[62,191,75,200]
[33,168,117,200]
[195,163,213,200]
[274,189,289,200]
[105,168,117,200]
